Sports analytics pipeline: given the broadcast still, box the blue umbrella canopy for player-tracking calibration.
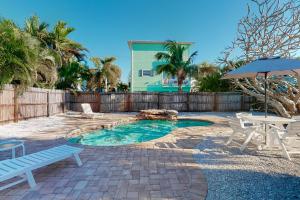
[223,57,300,79]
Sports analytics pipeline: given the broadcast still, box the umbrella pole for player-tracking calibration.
[264,72,268,118]
[263,72,268,141]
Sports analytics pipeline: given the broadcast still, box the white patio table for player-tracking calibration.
[243,115,296,149]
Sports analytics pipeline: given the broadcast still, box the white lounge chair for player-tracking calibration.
[0,145,83,190]
[226,116,263,151]
[81,103,104,118]
[268,121,300,160]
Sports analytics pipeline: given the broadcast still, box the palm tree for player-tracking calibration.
[193,62,231,92]
[196,62,219,77]
[89,57,121,92]
[89,57,102,91]
[155,40,198,92]
[0,18,64,92]
[24,16,61,88]
[101,57,121,91]
[0,16,88,92]
[56,61,91,91]
[48,21,87,64]
[25,15,49,47]
[34,48,61,88]
[0,19,40,93]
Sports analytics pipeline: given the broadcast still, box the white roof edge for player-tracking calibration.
[128,40,194,49]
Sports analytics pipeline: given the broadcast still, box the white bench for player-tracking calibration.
[0,145,83,190]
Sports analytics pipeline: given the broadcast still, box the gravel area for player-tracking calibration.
[194,132,300,200]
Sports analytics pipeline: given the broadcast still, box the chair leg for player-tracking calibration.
[21,144,26,155]
[240,131,255,152]
[12,148,15,159]
[74,153,82,166]
[226,131,237,145]
[25,171,36,188]
[280,142,291,160]
[273,131,291,160]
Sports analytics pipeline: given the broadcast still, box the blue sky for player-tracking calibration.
[0,0,249,82]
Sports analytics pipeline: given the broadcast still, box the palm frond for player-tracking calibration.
[155,63,176,76]
[155,52,171,61]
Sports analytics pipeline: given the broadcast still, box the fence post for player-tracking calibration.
[240,93,244,111]
[213,93,218,111]
[157,93,160,109]
[62,91,65,113]
[13,88,19,122]
[126,93,132,112]
[187,93,190,112]
[65,90,70,112]
[98,92,101,112]
[47,91,50,117]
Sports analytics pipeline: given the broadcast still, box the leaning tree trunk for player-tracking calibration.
[235,79,291,117]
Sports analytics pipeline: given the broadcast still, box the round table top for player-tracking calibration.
[243,115,296,123]
[0,140,24,151]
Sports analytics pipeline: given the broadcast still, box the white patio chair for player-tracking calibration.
[226,116,264,151]
[0,145,83,190]
[268,121,300,160]
[236,112,254,127]
[81,103,104,118]
[292,116,300,134]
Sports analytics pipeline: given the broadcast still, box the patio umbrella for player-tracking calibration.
[223,57,300,117]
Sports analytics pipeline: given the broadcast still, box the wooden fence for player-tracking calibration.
[0,85,68,123]
[68,92,254,113]
[0,85,254,124]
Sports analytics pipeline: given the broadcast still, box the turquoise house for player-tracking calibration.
[128,40,193,92]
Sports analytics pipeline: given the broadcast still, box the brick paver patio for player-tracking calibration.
[0,113,228,200]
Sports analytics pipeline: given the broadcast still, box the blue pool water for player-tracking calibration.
[68,119,212,146]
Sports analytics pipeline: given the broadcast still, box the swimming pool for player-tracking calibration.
[68,119,212,146]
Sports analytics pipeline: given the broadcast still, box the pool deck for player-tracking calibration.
[0,112,299,200]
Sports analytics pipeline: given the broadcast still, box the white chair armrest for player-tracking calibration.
[268,124,286,131]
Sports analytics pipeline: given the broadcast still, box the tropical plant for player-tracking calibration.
[155,40,198,92]
[56,61,91,91]
[194,62,219,78]
[195,71,231,92]
[48,21,87,64]
[25,15,49,47]
[24,16,61,88]
[117,82,129,92]
[34,48,61,88]
[89,57,121,92]
[0,15,88,93]
[0,19,58,93]
[193,62,231,92]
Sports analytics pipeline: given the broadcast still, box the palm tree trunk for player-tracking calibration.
[98,77,102,92]
[105,78,108,92]
[178,78,183,92]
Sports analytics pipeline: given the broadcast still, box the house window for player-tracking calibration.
[139,69,153,77]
